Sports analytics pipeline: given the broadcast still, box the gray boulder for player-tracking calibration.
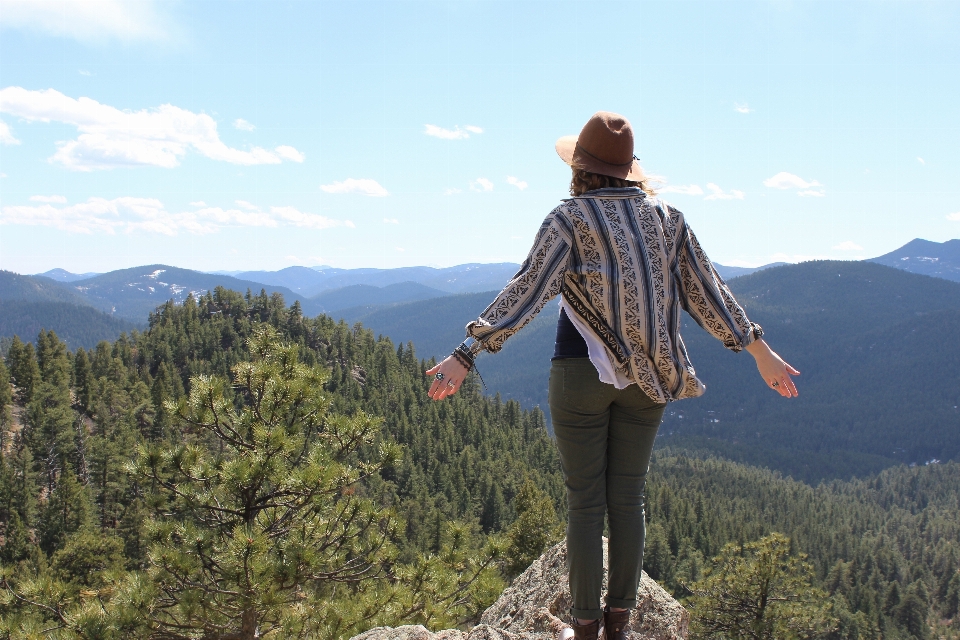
[351,539,689,640]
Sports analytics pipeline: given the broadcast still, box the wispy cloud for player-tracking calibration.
[78,69,92,76]
[506,176,528,190]
[0,0,170,43]
[917,157,926,165]
[704,183,744,201]
[383,218,399,224]
[233,118,255,131]
[833,241,863,251]
[763,171,824,197]
[763,172,821,190]
[0,197,354,235]
[471,177,494,192]
[443,188,462,196]
[274,145,305,162]
[734,102,753,114]
[29,195,67,203]
[0,87,305,170]
[946,212,960,221]
[424,124,483,140]
[660,184,704,196]
[0,120,19,145]
[320,178,389,197]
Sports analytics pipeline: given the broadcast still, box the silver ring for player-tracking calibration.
[435,372,444,382]
[772,381,779,388]
[446,381,455,388]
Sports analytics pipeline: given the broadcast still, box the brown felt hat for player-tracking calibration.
[555,111,644,181]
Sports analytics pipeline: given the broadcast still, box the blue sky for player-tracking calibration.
[1,0,958,274]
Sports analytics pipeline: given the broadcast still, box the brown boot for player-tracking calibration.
[602,607,630,640]
[569,618,600,640]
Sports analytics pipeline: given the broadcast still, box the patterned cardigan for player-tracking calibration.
[465,187,760,403]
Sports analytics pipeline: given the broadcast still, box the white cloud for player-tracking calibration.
[0,0,169,43]
[0,120,19,144]
[443,188,462,195]
[320,178,389,197]
[269,205,350,230]
[734,102,753,114]
[233,118,255,131]
[506,176,528,190]
[396,247,405,252]
[274,145,305,162]
[424,124,482,140]
[946,212,960,221]
[763,172,821,190]
[660,184,704,196]
[833,241,864,251]
[383,218,399,224]
[917,157,926,165]
[78,69,92,76]
[798,189,825,197]
[704,183,744,201]
[471,177,494,192]
[0,197,354,235]
[29,195,67,203]
[189,200,206,207]
[0,87,305,170]
[235,200,258,211]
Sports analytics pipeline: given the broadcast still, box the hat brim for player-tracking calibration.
[555,135,644,181]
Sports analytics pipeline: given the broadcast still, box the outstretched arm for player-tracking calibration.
[425,208,572,401]
[745,338,800,398]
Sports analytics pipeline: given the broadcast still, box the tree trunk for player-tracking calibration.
[240,607,257,640]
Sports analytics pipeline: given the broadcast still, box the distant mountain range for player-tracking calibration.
[5,237,957,355]
[228,263,524,297]
[868,238,960,282]
[38,268,102,282]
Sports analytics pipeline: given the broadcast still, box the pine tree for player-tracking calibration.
[38,466,93,555]
[131,326,402,638]
[688,533,837,639]
[504,478,562,577]
[6,336,39,404]
[73,347,94,414]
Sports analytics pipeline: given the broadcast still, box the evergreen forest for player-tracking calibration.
[0,287,957,638]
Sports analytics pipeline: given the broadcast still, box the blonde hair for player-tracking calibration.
[569,167,657,197]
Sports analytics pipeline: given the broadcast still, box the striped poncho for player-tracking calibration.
[465,187,760,403]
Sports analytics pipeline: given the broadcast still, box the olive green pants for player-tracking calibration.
[549,358,666,620]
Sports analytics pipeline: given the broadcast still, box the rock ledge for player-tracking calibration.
[351,539,689,640]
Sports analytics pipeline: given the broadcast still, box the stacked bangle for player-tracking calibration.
[453,342,475,371]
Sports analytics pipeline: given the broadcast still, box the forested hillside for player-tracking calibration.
[0,300,141,350]
[0,288,957,638]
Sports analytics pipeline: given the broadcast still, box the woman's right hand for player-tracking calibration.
[425,356,470,401]
[745,339,801,398]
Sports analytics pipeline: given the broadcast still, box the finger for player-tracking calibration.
[783,376,799,397]
[426,364,440,376]
[786,364,801,376]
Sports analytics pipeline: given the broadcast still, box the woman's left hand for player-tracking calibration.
[425,356,470,401]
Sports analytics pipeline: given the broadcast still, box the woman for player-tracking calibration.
[426,112,799,640]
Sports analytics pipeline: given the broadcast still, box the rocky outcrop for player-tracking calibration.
[351,539,689,640]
